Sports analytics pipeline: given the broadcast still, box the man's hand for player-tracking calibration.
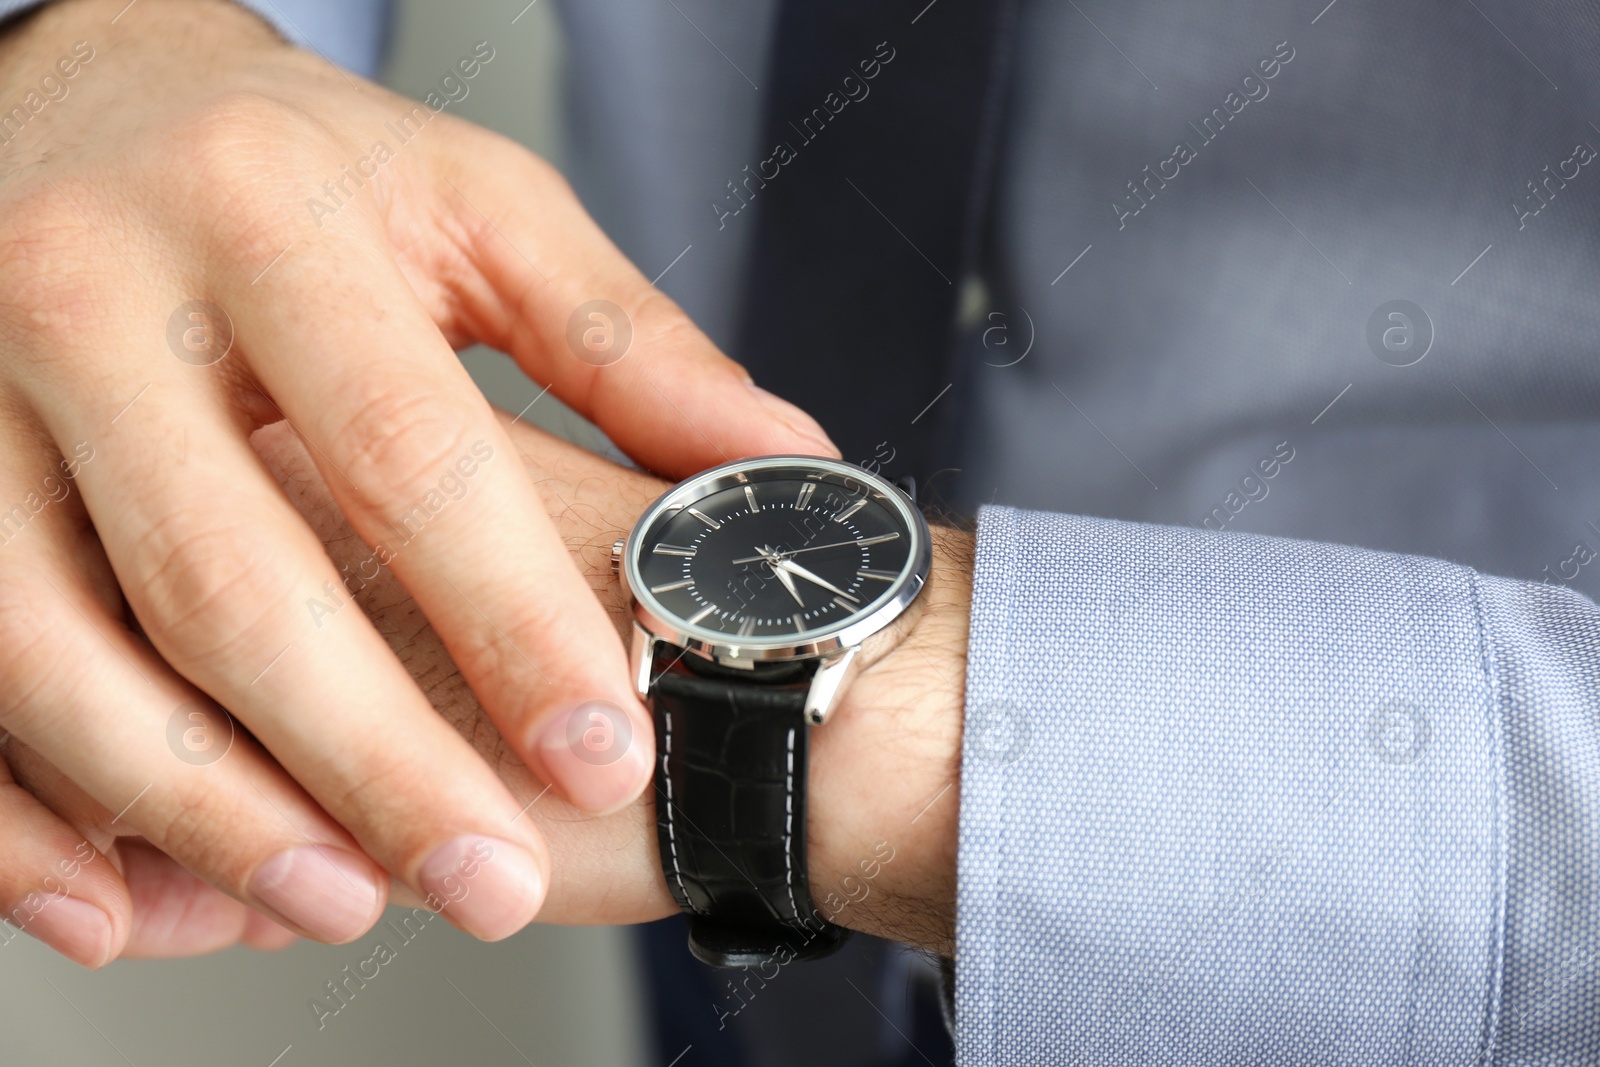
[277,415,972,953]
[2,414,969,960]
[0,0,835,964]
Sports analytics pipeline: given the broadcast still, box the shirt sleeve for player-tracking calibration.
[955,504,1600,1065]
[0,0,393,79]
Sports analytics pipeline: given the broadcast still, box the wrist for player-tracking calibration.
[0,0,285,113]
[807,521,972,955]
[0,0,277,58]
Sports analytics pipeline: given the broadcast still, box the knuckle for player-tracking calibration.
[0,584,72,726]
[447,134,573,263]
[126,508,290,672]
[155,785,236,871]
[328,382,480,523]
[573,289,708,414]
[0,187,119,353]
[321,750,428,839]
[516,147,575,199]
[474,127,570,196]
[629,288,707,359]
[163,91,334,257]
[168,91,322,188]
[445,596,603,719]
[449,598,558,684]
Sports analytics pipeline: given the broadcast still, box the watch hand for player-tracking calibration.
[729,532,901,566]
[771,558,858,602]
[764,556,806,607]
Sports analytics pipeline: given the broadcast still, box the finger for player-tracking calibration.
[118,840,266,959]
[0,419,392,945]
[0,750,127,968]
[311,412,681,927]
[6,739,299,956]
[430,126,839,478]
[222,230,653,818]
[240,910,299,952]
[25,374,551,943]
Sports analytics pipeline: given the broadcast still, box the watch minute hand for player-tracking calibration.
[759,552,806,607]
[771,558,857,602]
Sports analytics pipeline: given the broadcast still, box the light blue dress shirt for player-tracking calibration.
[4,0,1595,1062]
[962,506,1599,1064]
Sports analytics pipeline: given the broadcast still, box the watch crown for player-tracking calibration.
[610,537,625,575]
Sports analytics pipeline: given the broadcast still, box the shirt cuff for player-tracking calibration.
[954,505,1504,1065]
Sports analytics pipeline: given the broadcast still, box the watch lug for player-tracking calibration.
[804,645,860,726]
[630,624,658,701]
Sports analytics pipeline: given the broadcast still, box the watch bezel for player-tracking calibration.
[621,455,930,664]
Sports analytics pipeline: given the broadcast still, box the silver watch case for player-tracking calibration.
[614,455,931,725]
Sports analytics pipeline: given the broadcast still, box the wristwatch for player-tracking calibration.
[612,455,931,968]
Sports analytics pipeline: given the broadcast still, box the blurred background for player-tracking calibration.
[0,2,652,1063]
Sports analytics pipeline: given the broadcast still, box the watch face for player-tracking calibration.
[628,457,925,648]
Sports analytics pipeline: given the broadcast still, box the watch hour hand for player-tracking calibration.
[771,558,857,602]
[759,550,806,607]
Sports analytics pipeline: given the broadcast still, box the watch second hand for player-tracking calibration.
[729,532,900,566]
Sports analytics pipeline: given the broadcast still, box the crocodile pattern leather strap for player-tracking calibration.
[649,650,851,968]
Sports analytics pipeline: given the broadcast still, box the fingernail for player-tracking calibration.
[747,381,839,456]
[417,835,543,942]
[533,699,653,814]
[21,895,114,968]
[249,845,382,944]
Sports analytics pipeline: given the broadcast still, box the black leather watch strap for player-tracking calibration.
[649,650,851,968]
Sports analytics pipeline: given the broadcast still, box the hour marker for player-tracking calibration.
[688,508,721,529]
[795,483,815,509]
[831,594,860,610]
[792,613,807,632]
[687,604,716,624]
[855,532,900,547]
[737,616,757,637]
[859,568,898,582]
[653,544,697,557]
[650,579,693,593]
[832,498,867,523]
[744,486,759,513]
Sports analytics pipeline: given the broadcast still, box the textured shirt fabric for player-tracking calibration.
[7,0,1600,1062]
[962,505,1599,1064]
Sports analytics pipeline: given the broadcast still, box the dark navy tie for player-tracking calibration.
[734,0,1018,486]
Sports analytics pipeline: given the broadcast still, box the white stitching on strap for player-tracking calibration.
[784,726,801,923]
[661,708,697,914]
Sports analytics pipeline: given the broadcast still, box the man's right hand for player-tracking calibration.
[0,0,835,966]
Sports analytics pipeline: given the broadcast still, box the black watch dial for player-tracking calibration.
[634,464,916,640]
